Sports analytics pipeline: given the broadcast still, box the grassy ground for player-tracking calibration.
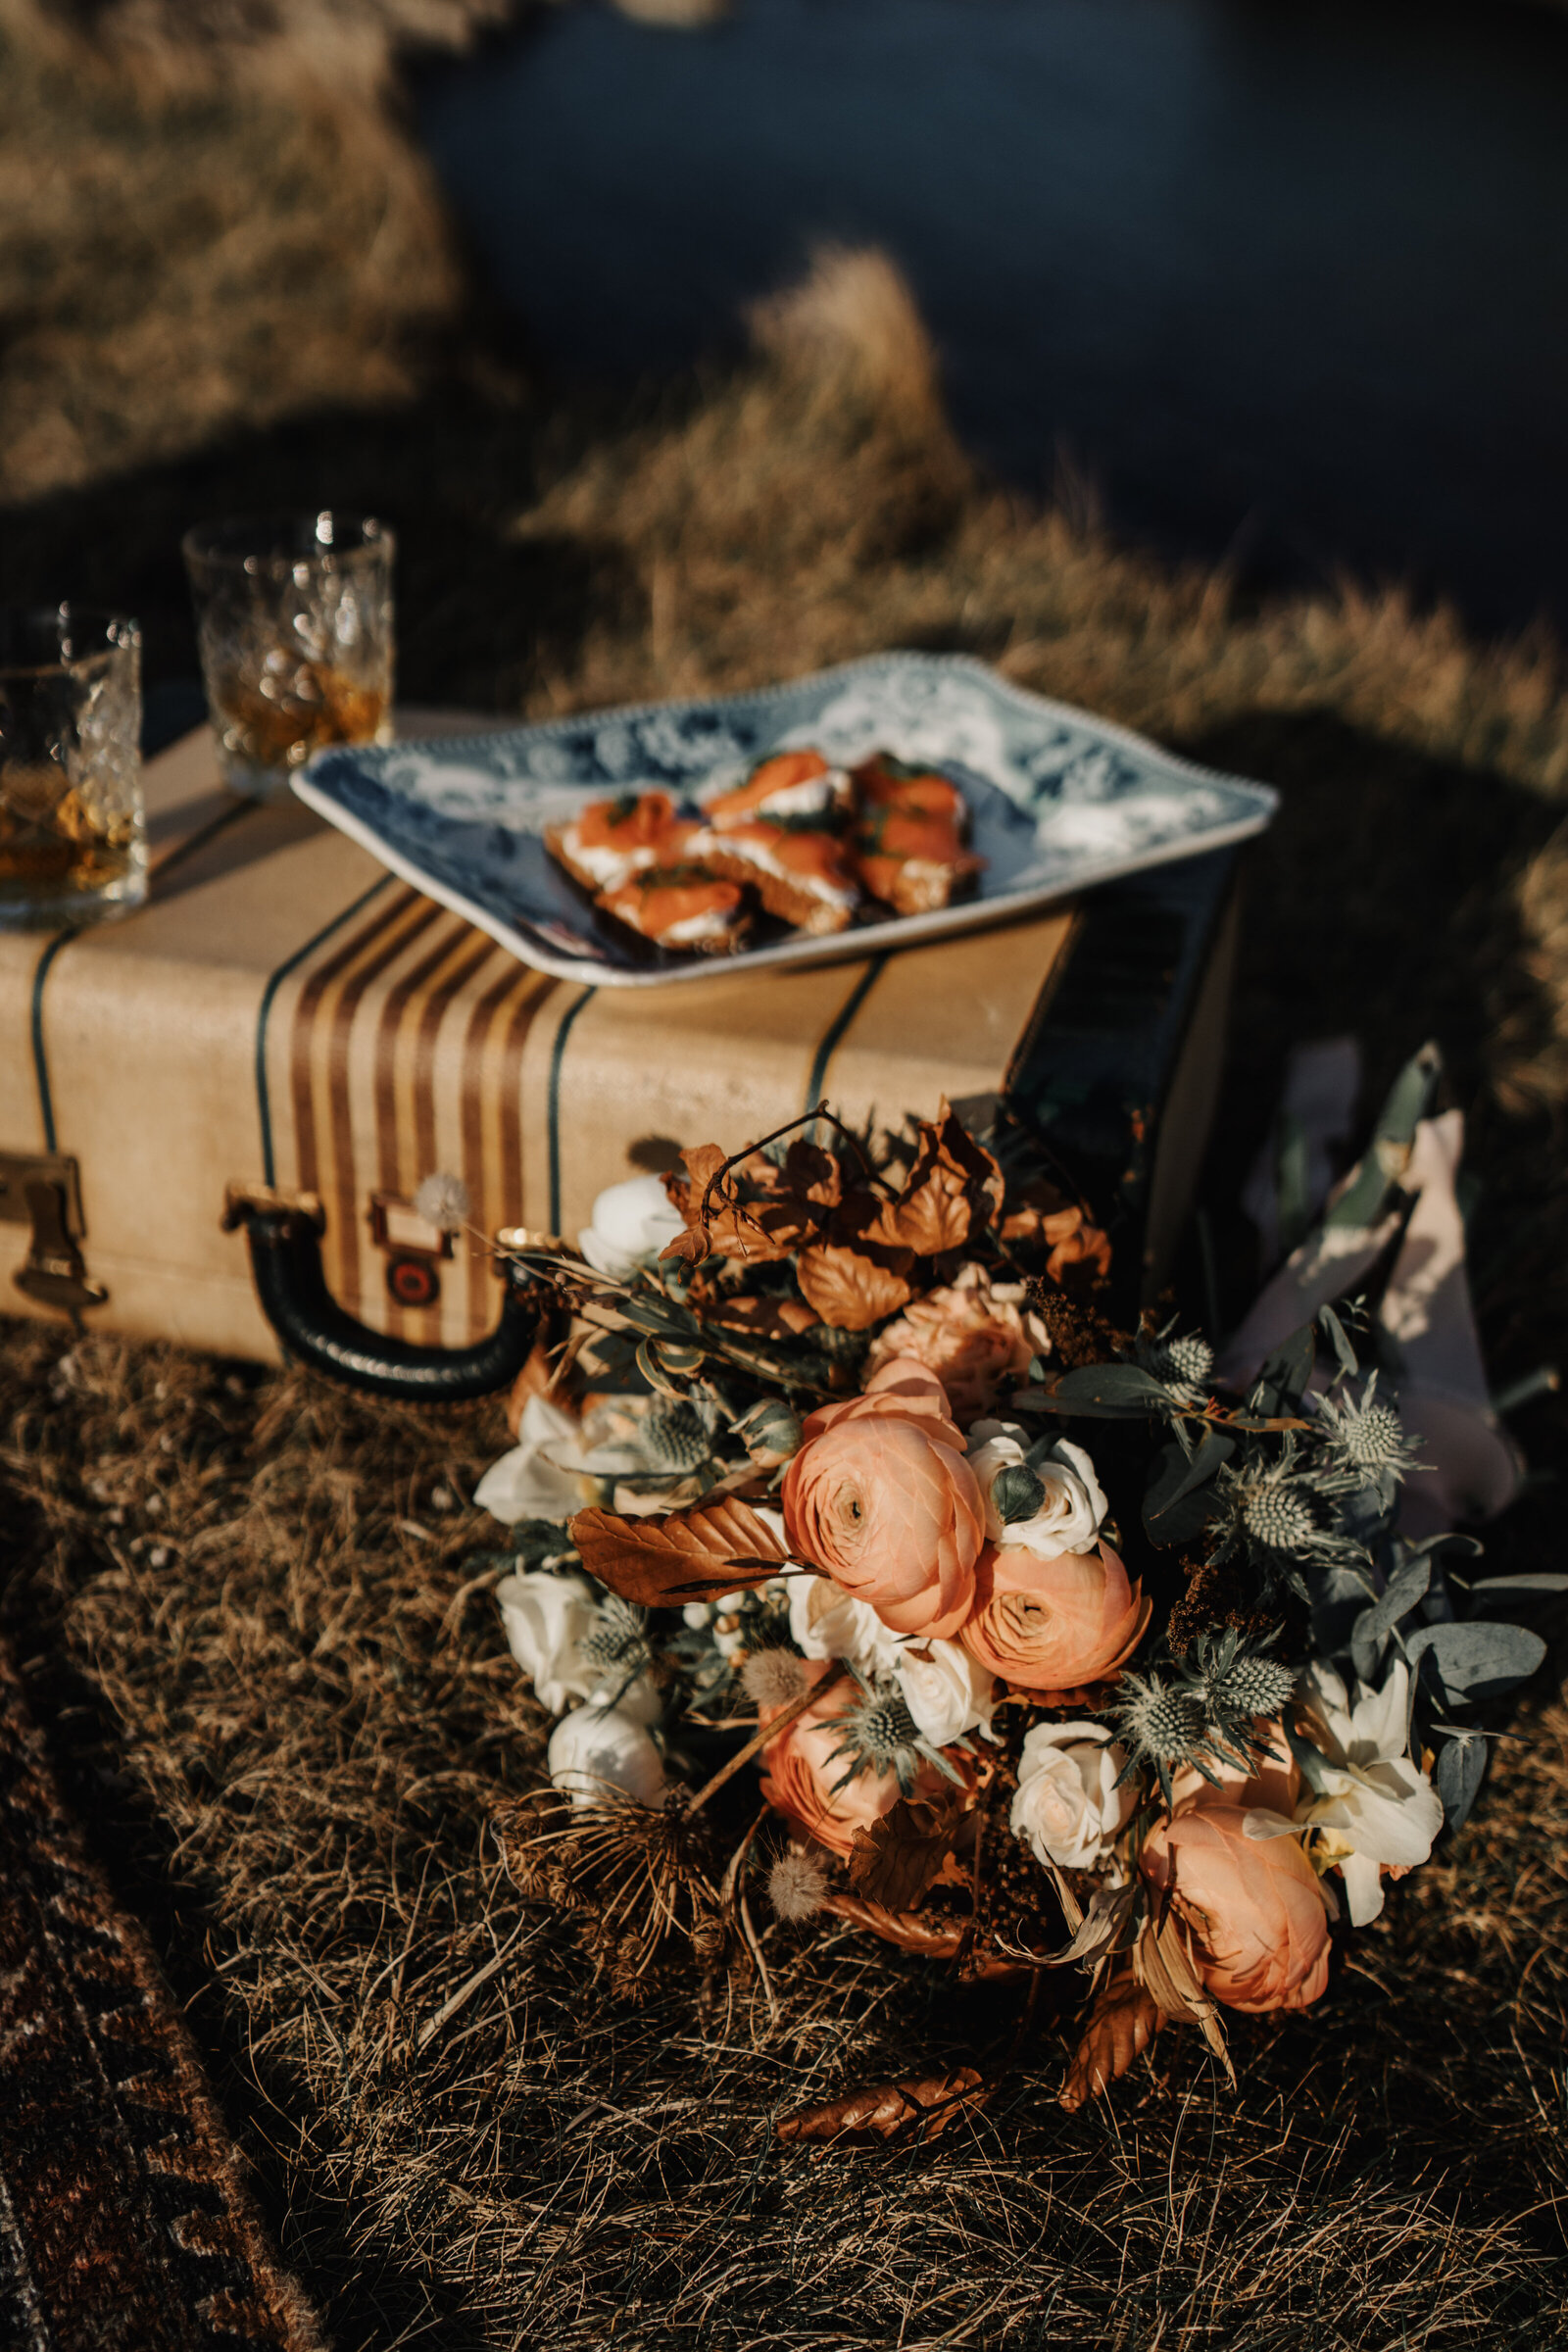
[3,13,1568,2343]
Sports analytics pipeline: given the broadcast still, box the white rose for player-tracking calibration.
[1289,1658,1445,1925]
[967,1420,1106,1557]
[577,1174,686,1280]
[548,1699,667,1808]
[1010,1719,1136,1871]
[474,1394,587,1524]
[788,1573,905,1677]
[496,1568,603,1713]
[895,1640,997,1747]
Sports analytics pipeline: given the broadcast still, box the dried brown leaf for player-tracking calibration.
[662,1141,826,1265]
[1133,1914,1236,2087]
[1042,1879,1141,1968]
[796,1240,913,1330]
[570,1496,788,1606]
[1058,1970,1162,2113]
[776,2065,988,2145]
[847,1793,963,1910]
[865,1100,1005,1255]
[701,1294,822,1342]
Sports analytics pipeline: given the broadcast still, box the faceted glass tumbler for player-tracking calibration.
[0,607,146,929]
[182,512,396,801]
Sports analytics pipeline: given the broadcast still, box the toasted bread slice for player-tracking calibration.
[687,821,860,935]
[704,749,854,832]
[595,867,751,954]
[854,807,985,917]
[546,791,696,895]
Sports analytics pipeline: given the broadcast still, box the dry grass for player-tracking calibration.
[0,0,493,502]
[4,34,1568,2335]
[1,1317,1564,2350]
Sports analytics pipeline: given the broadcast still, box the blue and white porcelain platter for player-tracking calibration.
[294,654,1277,989]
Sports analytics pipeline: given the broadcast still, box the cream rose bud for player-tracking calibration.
[966,1421,1106,1557]
[895,1641,997,1747]
[1010,1720,1137,1871]
[495,1569,602,1714]
[788,1572,906,1678]
[548,1699,667,1808]
[474,1394,586,1525]
[577,1174,686,1280]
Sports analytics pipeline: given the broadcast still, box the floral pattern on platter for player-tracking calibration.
[293,653,1276,990]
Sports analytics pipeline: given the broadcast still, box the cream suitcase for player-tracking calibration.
[0,717,1237,1367]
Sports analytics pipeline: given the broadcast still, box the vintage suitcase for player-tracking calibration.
[0,715,1237,1368]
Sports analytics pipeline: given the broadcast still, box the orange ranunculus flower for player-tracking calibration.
[781,1357,984,1641]
[864,1263,1049,1423]
[958,1540,1151,1698]
[1167,1721,1299,1820]
[1141,1801,1333,2014]
[760,1661,952,1859]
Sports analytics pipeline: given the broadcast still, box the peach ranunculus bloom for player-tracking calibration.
[1140,1764,1334,2013]
[863,1263,1050,1424]
[760,1660,951,1859]
[781,1357,985,1641]
[1167,1721,1299,1820]
[958,1540,1151,1698]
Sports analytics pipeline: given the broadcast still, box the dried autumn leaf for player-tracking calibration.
[1133,1914,1236,2087]
[797,1240,913,1330]
[662,1141,828,1265]
[658,1224,712,1268]
[867,1160,974,1255]
[819,1891,967,1956]
[1042,1879,1141,1968]
[701,1294,822,1341]
[776,2066,988,2145]
[1058,1970,1162,2113]
[869,1100,1006,1255]
[847,1794,964,1911]
[570,1495,788,1606]
[782,1139,844,1206]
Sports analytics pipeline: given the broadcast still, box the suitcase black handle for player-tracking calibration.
[223,1187,548,1404]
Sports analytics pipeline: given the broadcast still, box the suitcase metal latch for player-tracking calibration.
[0,1151,108,1316]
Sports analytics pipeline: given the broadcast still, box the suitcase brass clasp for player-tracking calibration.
[0,1152,108,1316]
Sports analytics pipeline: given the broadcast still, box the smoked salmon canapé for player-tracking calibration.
[594,867,751,955]
[546,791,697,896]
[854,806,985,917]
[851,754,969,832]
[701,749,854,832]
[686,820,861,935]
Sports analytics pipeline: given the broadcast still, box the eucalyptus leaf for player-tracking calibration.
[1016,1363,1173,1420]
[1143,1430,1235,1546]
[1350,1555,1432,1682]
[1317,1302,1360,1382]
[1433,1732,1490,1832]
[1253,1323,1315,1416]
[1405,1619,1547,1708]
[1325,1042,1443,1230]
[1464,1573,1568,1622]
[1313,1561,1379,1665]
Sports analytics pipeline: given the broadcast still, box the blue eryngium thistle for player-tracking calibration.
[1109,1670,1216,1805]
[1311,1373,1418,1480]
[1188,1628,1297,1760]
[578,1595,653,1680]
[1136,1320,1216,1407]
[638,1396,716,1473]
[824,1670,968,1797]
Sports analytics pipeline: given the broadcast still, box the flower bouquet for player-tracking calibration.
[471,1055,1550,2129]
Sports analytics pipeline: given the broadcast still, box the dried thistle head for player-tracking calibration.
[768,1848,829,1923]
[741,1648,809,1709]
[413,1170,470,1231]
